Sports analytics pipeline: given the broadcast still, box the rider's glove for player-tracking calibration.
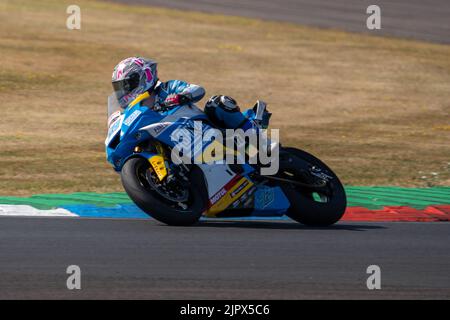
[164,93,191,107]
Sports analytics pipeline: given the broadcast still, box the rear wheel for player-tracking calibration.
[279,148,347,226]
[121,157,207,226]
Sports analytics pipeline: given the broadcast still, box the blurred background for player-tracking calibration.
[0,0,449,195]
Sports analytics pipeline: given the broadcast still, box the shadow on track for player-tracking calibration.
[191,220,386,231]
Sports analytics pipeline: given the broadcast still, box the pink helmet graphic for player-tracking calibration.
[112,57,158,108]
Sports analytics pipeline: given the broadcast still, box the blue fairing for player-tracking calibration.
[106,103,162,169]
[106,103,211,170]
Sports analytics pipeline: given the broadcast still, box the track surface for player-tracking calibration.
[110,0,450,43]
[0,217,449,299]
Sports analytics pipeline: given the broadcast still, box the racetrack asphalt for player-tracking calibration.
[0,217,449,299]
[109,0,450,44]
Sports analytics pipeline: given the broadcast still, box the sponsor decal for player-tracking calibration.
[230,180,249,198]
[151,123,170,136]
[123,110,142,126]
[206,176,253,214]
[108,111,121,128]
[210,187,227,205]
[106,116,124,145]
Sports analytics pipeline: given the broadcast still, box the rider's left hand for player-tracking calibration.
[164,94,190,107]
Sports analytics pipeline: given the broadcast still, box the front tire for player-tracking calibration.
[279,148,347,226]
[121,157,207,226]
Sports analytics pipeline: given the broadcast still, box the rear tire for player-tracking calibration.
[121,157,207,226]
[280,148,347,226]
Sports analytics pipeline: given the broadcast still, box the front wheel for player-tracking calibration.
[279,148,347,226]
[121,157,207,226]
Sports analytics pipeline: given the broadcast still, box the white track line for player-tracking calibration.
[0,205,78,217]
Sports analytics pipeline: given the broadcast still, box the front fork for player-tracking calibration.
[134,141,169,182]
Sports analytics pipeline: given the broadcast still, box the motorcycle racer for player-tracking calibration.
[111,56,205,111]
[111,57,265,131]
[107,59,346,227]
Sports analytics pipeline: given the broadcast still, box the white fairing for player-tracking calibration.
[198,164,236,198]
[106,94,124,146]
[105,115,123,146]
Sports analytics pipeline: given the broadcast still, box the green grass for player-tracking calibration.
[0,187,448,210]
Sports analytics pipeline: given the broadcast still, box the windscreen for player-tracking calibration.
[107,93,122,128]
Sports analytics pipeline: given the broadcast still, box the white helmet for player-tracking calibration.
[111,57,158,108]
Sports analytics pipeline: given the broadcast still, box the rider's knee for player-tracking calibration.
[204,95,247,129]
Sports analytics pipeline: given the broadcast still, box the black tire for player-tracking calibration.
[279,148,347,226]
[121,157,207,226]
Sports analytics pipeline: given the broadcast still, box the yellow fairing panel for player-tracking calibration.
[205,177,254,217]
[128,91,150,108]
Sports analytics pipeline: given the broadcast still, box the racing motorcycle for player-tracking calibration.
[106,92,346,226]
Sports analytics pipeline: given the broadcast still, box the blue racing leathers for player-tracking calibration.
[154,80,205,108]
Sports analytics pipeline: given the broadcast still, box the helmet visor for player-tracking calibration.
[112,73,140,101]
